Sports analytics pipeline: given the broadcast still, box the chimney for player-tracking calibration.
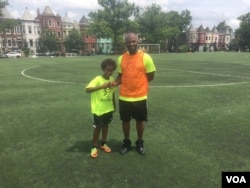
[37,8,40,16]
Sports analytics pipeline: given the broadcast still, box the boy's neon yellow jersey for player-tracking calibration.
[86,76,116,116]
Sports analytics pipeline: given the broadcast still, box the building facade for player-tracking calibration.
[187,24,233,52]
[0,7,22,53]
[20,7,40,54]
[1,4,234,55]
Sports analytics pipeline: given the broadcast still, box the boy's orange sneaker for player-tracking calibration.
[100,144,111,153]
[90,147,98,158]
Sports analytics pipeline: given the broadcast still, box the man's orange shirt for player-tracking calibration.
[117,50,156,101]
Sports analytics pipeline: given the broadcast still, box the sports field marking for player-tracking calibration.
[21,66,78,85]
[21,66,250,88]
[159,68,250,80]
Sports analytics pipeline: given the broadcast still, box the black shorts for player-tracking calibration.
[93,112,113,128]
[119,99,147,122]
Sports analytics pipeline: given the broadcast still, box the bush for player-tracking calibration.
[178,45,188,53]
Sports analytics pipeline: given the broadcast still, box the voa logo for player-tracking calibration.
[226,176,246,184]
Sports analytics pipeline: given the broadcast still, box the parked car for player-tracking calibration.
[5,51,22,58]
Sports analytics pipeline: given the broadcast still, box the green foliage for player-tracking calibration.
[22,40,30,57]
[217,20,232,32]
[37,27,59,53]
[0,0,9,8]
[136,4,166,43]
[0,19,18,32]
[136,4,191,51]
[88,0,139,53]
[178,44,188,53]
[236,12,250,51]
[64,28,84,53]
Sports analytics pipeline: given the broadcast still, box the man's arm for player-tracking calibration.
[114,73,122,86]
[146,72,155,82]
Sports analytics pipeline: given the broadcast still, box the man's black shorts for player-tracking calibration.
[93,112,113,128]
[119,99,147,122]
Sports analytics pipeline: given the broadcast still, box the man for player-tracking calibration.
[114,32,156,155]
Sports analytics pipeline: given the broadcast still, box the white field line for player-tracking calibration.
[21,66,79,85]
[150,82,249,88]
[160,68,250,80]
[21,66,250,88]
[150,68,250,88]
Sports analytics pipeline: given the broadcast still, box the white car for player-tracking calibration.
[5,52,22,58]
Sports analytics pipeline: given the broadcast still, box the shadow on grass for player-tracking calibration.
[66,139,121,153]
[66,140,91,153]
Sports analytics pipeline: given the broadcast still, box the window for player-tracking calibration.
[35,39,38,47]
[49,20,52,26]
[7,39,12,47]
[58,32,61,37]
[37,27,41,34]
[6,29,11,34]
[29,39,33,47]
[28,26,32,34]
[16,26,21,34]
[57,21,60,27]
[44,20,47,26]
[17,38,21,48]
[12,39,16,47]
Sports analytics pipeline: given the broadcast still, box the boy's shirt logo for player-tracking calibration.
[101,87,113,101]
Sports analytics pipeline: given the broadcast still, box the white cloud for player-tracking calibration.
[5,0,250,29]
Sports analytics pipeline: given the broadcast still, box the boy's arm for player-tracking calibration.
[86,83,109,93]
[112,93,116,112]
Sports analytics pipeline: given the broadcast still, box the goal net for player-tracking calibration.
[138,44,160,54]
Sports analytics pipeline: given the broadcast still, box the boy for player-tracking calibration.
[85,58,117,158]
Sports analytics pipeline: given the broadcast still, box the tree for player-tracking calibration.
[236,12,250,51]
[37,28,59,53]
[217,20,232,32]
[0,19,17,32]
[0,0,9,16]
[22,40,30,57]
[136,4,167,43]
[136,4,191,52]
[88,0,139,53]
[64,28,84,53]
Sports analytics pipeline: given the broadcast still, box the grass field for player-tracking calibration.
[0,52,250,188]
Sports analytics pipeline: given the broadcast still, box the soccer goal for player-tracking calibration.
[138,44,161,54]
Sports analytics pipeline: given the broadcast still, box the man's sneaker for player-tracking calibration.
[136,140,145,155]
[120,139,131,155]
[90,147,98,158]
[100,144,112,153]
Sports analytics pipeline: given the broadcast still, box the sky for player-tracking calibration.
[5,0,250,30]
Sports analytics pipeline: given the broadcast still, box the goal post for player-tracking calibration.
[138,44,160,54]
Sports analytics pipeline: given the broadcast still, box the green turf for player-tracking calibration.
[0,52,250,188]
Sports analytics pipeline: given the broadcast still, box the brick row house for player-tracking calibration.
[187,24,233,52]
[1,4,233,54]
[0,7,22,53]
[0,5,112,55]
